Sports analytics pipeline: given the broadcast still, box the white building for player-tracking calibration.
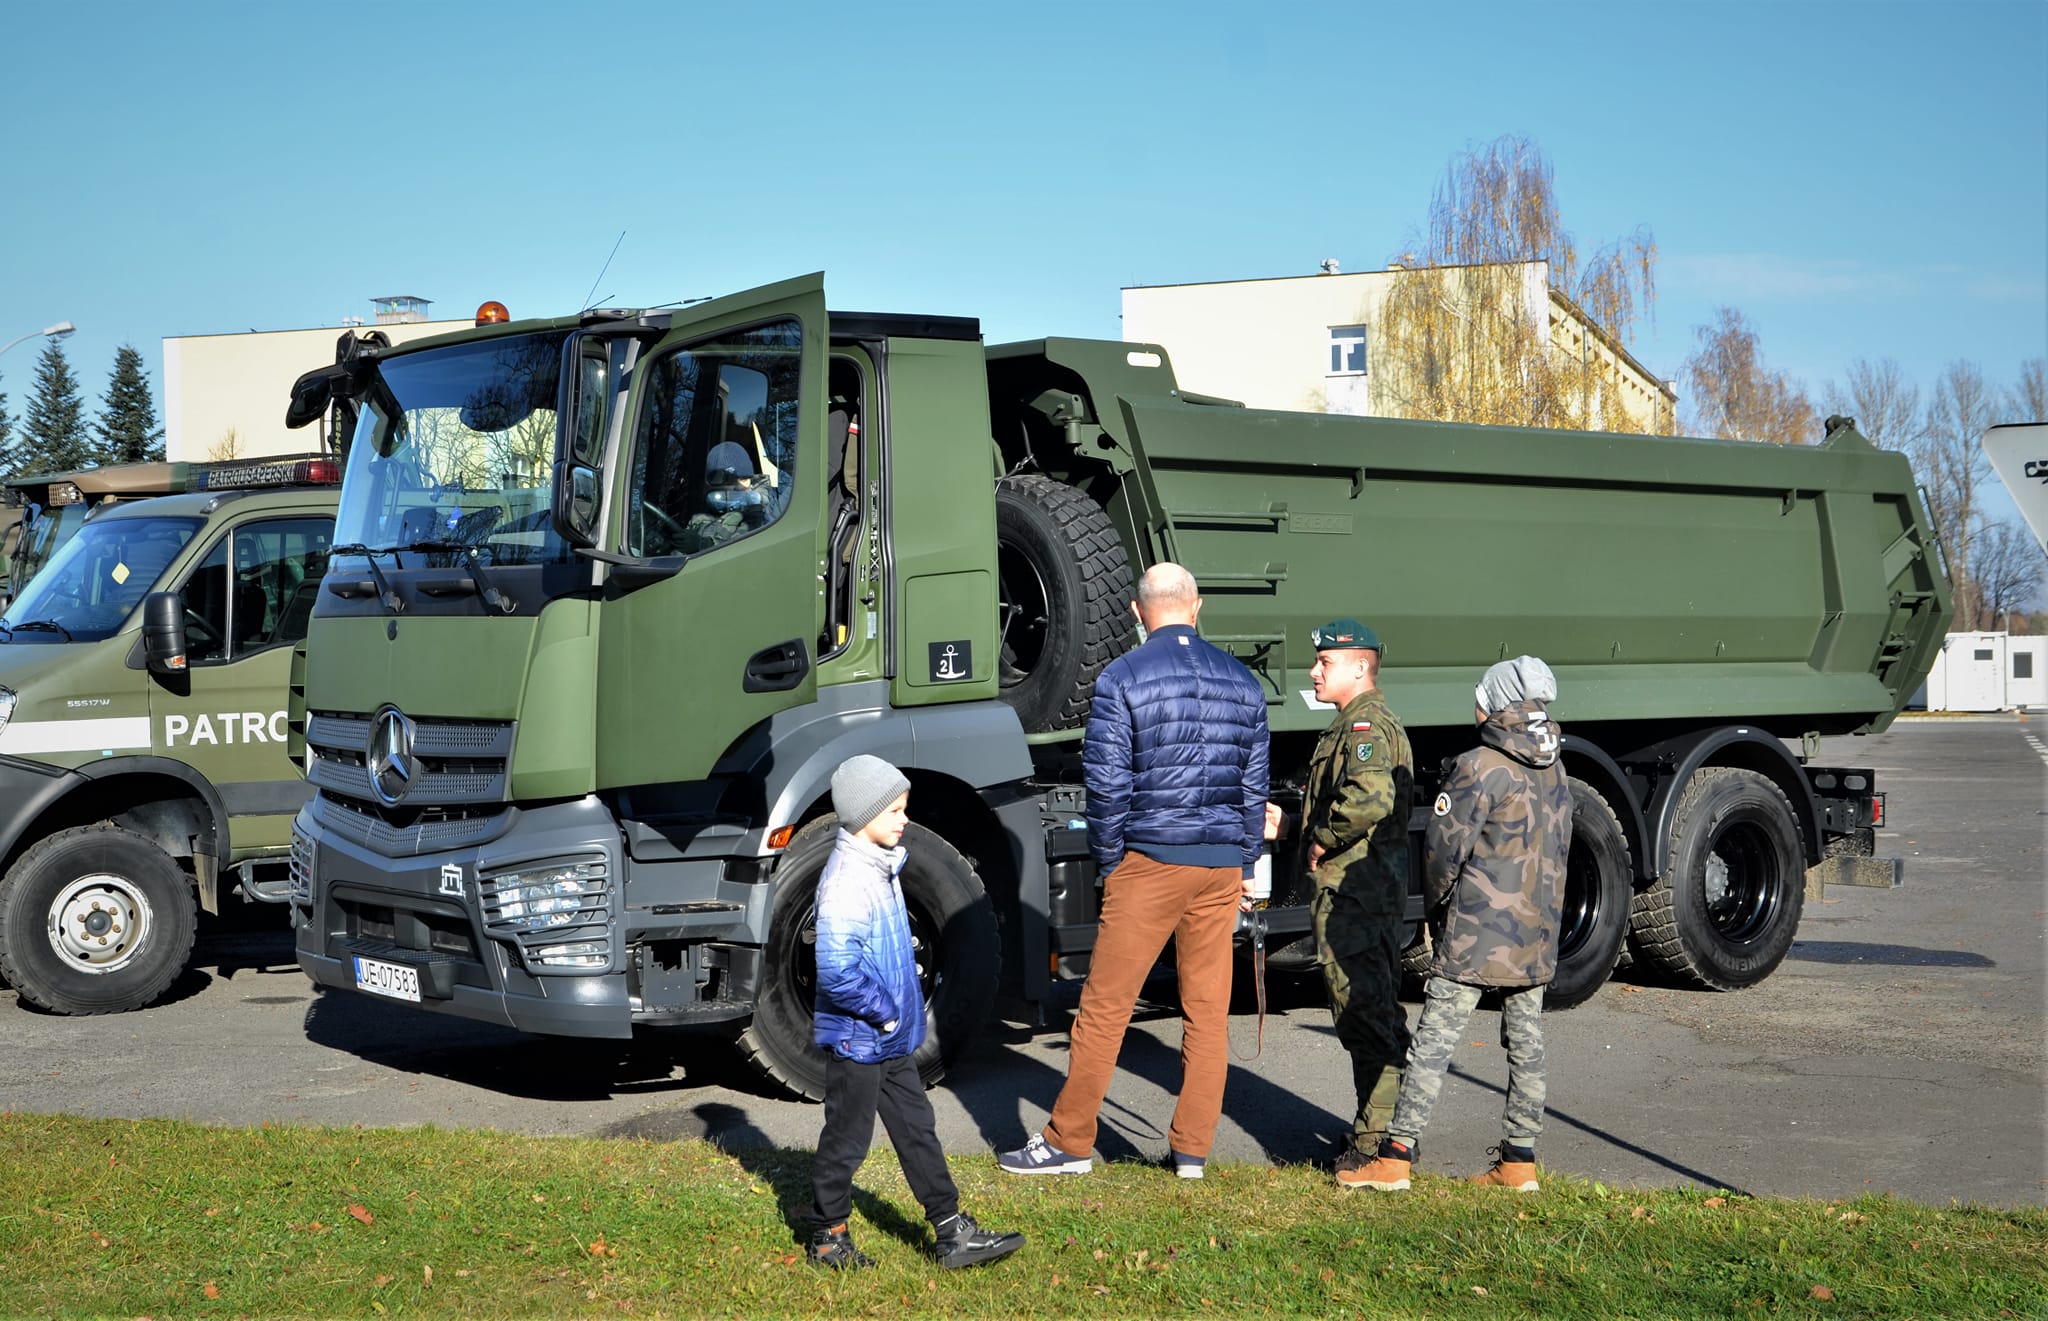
[1916,632,2048,711]
[162,302,472,463]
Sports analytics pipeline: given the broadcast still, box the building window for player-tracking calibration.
[1974,649,1995,661]
[2016,652,2034,680]
[1328,326,1368,376]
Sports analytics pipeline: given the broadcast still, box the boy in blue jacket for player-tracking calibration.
[806,754,1026,1271]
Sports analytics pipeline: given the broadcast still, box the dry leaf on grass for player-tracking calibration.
[203,1283,219,1300]
[347,1204,374,1226]
[1811,1285,1834,1300]
[1703,1197,1727,1208]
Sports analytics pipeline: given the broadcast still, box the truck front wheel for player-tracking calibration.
[1630,767,1805,990]
[1545,779,1633,1009]
[737,818,1001,1101]
[0,824,198,1015]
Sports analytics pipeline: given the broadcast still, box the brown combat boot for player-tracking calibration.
[1467,1144,1539,1192]
[1335,1138,1412,1191]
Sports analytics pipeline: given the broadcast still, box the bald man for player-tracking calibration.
[999,563,1270,1179]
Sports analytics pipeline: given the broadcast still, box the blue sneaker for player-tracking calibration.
[1172,1152,1206,1180]
[998,1134,1093,1175]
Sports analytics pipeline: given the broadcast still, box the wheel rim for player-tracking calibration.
[996,543,1052,690]
[1558,835,1602,959]
[790,896,944,1009]
[46,873,155,975]
[1701,819,1785,944]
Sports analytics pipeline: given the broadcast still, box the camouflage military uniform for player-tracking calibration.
[1388,698,1573,1151]
[1302,687,1414,1150]
[679,507,750,553]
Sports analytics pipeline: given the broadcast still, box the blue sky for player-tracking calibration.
[1,1,2042,476]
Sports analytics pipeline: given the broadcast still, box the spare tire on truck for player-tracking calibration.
[737,817,1001,1102]
[994,475,1135,733]
[1629,767,1805,990]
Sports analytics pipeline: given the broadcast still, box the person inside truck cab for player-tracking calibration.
[680,440,769,553]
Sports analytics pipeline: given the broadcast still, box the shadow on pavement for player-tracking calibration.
[1787,941,1995,968]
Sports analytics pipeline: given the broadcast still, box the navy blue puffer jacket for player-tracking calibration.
[1083,623,1270,876]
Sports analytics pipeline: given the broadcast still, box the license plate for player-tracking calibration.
[353,956,421,1002]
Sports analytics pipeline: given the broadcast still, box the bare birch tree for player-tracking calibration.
[1919,360,2000,628]
[1374,135,1663,433]
[2011,357,2045,423]
[1681,306,1817,444]
[1821,356,1921,451]
[1971,519,2046,632]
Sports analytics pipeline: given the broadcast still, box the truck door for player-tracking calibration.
[595,276,827,787]
[153,514,333,851]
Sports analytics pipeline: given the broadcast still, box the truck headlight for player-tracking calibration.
[526,939,609,968]
[0,686,14,734]
[479,859,607,933]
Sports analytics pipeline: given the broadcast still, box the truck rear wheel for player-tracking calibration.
[737,818,1001,1101]
[995,474,1135,733]
[1546,779,1632,1009]
[1630,767,1804,990]
[0,824,197,1015]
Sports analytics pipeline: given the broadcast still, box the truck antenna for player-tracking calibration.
[581,230,626,313]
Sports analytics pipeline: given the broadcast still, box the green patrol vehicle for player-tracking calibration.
[285,276,1948,1099]
[0,457,341,1014]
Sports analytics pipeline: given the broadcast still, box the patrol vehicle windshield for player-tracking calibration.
[333,330,574,570]
[0,515,201,643]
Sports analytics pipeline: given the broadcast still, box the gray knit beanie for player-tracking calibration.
[831,754,910,833]
[1476,655,1558,714]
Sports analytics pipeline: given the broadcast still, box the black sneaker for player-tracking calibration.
[807,1222,875,1270]
[931,1213,1025,1270]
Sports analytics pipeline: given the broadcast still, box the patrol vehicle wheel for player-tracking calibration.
[738,817,1001,1101]
[995,475,1135,733]
[1630,767,1804,990]
[1545,779,1632,1009]
[0,824,197,1015]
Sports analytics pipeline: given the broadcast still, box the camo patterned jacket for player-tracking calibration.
[1424,699,1573,987]
[1303,689,1413,913]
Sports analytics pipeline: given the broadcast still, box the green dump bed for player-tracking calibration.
[1000,339,1952,738]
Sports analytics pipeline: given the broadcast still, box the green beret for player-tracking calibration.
[1310,618,1382,652]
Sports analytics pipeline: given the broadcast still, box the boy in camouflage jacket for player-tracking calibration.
[1339,656,1573,1193]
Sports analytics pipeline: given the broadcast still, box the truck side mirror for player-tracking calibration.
[141,591,189,675]
[552,462,600,549]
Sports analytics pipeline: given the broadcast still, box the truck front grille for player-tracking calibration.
[306,710,516,821]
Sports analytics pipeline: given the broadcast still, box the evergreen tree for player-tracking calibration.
[0,372,13,476]
[94,344,165,464]
[22,340,89,474]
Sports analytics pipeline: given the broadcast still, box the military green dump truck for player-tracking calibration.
[0,458,341,1014]
[285,275,1948,1100]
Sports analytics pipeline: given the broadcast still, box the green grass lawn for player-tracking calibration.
[1,1112,2039,1319]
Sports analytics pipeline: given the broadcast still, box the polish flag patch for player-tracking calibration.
[1351,721,1372,732]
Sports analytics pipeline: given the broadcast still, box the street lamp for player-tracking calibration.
[0,321,76,360]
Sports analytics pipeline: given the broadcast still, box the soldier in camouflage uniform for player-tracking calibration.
[1298,618,1415,1177]
[1341,655,1573,1194]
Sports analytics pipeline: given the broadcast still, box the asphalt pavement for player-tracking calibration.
[3,720,2041,1207]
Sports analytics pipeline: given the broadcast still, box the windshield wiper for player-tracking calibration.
[10,618,73,641]
[394,540,515,614]
[329,543,403,614]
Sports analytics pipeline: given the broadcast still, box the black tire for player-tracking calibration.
[1545,779,1633,1010]
[994,474,1135,733]
[0,824,198,1015]
[736,817,1001,1101]
[1629,767,1806,990]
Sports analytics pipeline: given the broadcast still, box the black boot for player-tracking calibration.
[807,1222,875,1270]
[930,1212,1025,1270]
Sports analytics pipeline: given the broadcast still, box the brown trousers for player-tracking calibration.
[1043,851,1243,1159]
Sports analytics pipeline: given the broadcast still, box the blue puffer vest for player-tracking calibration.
[811,830,925,1063]
[1082,623,1270,876]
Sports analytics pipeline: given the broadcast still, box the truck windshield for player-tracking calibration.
[0,515,201,643]
[334,330,574,568]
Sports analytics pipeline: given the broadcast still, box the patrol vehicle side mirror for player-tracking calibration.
[141,592,189,675]
[285,365,345,430]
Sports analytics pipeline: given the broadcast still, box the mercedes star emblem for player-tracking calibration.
[366,706,417,807]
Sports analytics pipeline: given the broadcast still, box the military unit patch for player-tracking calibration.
[1433,792,1452,816]
[1355,741,1373,760]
